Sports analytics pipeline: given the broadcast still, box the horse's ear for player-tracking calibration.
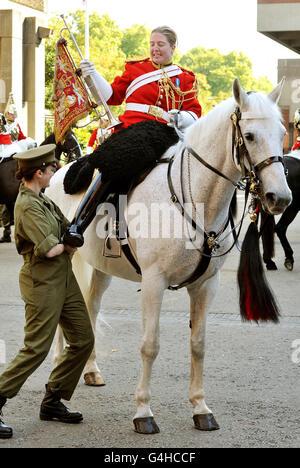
[232,78,249,109]
[268,76,285,104]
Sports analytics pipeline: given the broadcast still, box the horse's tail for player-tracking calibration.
[63,157,95,195]
[237,220,280,323]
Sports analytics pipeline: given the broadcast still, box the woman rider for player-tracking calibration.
[64,25,202,247]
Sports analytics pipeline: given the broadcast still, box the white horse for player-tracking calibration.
[47,79,292,433]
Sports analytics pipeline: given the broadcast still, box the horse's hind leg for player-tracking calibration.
[53,256,110,386]
[71,252,111,386]
[187,273,220,431]
[83,268,111,385]
[133,271,166,434]
[275,204,299,271]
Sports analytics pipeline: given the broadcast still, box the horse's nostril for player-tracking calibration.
[265,192,277,206]
[265,191,291,214]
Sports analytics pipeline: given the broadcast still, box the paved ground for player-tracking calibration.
[0,202,299,449]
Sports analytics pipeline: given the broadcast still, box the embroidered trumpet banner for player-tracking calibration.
[52,39,93,143]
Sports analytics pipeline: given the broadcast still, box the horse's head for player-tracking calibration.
[232,78,292,215]
[62,130,83,162]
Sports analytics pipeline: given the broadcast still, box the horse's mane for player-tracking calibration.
[185,91,283,150]
[185,99,234,149]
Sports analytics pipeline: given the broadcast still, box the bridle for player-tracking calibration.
[230,106,284,186]
[60,133,82,162]
[166,105,284,290]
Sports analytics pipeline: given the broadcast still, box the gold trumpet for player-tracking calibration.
[60,14,120,129]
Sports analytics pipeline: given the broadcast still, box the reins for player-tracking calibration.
[165,105,284,290]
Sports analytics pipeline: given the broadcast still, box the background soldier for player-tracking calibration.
[4,92,36,149]
[87,117,111,154]
[292,108,300,152]
[0,205,11,243]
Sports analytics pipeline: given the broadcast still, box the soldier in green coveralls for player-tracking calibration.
[0,145,94,439]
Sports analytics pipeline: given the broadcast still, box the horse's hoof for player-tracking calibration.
[284,258,294,271]
[266,261,277,271]
[84,372,105,386]
[133,417,160,434]
[193,413,220,431]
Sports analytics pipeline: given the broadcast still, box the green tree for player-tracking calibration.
[69,12,126,82]
[179,47,273,112]
[45,12,127,104]
[252,76,274,94]
[194,73,214,115]
[44,11,126,139]
[120,24,150,58]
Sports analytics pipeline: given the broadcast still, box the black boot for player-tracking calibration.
[0,235,11,243]
[62,174,113,248]
[62,224,84,248]
[0,396,13,439]
[40,385,83,424]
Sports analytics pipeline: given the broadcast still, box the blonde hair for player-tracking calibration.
[151,26,178,48]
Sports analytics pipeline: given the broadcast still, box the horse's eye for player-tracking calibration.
[244,133,254,142]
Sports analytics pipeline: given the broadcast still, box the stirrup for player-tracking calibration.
[103,235,122,258]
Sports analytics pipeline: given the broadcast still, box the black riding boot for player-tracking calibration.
[63,173,113,248]
[40,385,83,424]
[0,234,11,243]
[0,395,13,439]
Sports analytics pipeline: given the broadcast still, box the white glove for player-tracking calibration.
[86,146,93,155]
[14,138,36,153]
[24,137,37,149]
[167,110,198,131]
[79,59,97,78]
[79,59,113,103]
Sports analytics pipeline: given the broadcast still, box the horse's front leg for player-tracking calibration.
[275,204,298,271]
[188,273,220,431]
[133,272,166,434]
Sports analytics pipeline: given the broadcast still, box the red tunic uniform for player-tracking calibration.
[87,127,112,152]
[6,122,26,142]
[107,58,202,128]
[292,137,300,151]
[88,128,98,151]
[0,133,12,145]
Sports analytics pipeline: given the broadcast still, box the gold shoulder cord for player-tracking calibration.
[157,68,199,111]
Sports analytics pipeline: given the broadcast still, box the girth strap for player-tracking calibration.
[121,241,142,276]
[168,233,213,291]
